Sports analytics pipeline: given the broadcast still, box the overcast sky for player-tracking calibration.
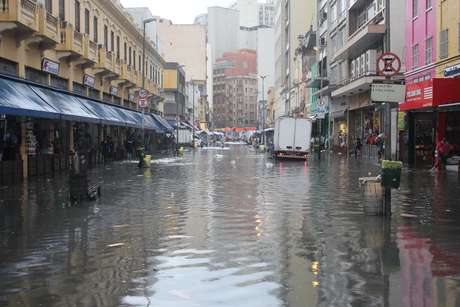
[121,0,235,24]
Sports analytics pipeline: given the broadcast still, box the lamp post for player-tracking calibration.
[260,75,267,145]
[142,17,155,148]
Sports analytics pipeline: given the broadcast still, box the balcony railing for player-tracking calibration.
[73,31,82,49]
[36,6,59,44]
[88,39,97,61]
[0,0,38,33]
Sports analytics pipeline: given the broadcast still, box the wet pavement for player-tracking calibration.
[1,145,460,307]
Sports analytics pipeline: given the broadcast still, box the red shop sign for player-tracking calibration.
[400,79,434,111]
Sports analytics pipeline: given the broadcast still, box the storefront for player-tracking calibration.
[401,78,460,167]
[0,75,172,183]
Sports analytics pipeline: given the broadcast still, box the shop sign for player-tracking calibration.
[444,63,460,77]
[399,79,433,111]
[371,83,405,103]
[83,74,95,88]
[110,86,118,96]
[41,58,59,75]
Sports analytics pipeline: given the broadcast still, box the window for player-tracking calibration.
[133,50,136,69]
[440,29,448,59]
[116,36,120,59]
[75,0,81,32]
[413,0,418,17]
[59,0,65,20]
[110,31,114,52]
[45,0,52,14]
[426,0,432,10]
[412,44,419,68]
[139,55,141,71]
[124,42,127,62]
[129,46,132,66]
[104,25,108,50]
[84,9,90,35]
[93,16,98,42]
[425,37,432,65]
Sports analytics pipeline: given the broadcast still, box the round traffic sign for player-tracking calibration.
[139,89,148,99]
[377,52,401,77]
[138,98,148,108]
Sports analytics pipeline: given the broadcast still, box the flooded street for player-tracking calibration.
[1,145,460,307]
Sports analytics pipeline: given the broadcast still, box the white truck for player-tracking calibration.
[273,117,312,160]
[176,128,192,145]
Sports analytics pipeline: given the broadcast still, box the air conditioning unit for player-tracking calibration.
[356,55,363,77]
[320,37,327,47]
[364,50,377,75]
[351,59,356,80]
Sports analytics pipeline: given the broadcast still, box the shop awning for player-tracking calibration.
[152,114,174,133]
[0,78,60,119]
[142,114,163,132]
[400,78,460,111]
[30,86,100,123]
[77,97,126,126]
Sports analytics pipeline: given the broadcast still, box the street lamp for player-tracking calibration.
[176,64,185,152]
[260,75,267,145]
[141,17,155,148]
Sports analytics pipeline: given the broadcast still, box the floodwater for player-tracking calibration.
[1,146,460,307]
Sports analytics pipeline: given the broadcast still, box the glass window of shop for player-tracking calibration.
[26,120,68,156]
[0,58,18,76]
[73,82,87,96]
[25,67,48,85]
[446,111,460,157]
[0,116,21,162]
[50,75,68,90]
[89,88,100,100]
[414,112,434,165]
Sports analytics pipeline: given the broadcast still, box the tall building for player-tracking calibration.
[213,50,258,128]
[207,7,240,64]
[230,0,259,27]
[258,0,275,26]
[257,26,275,112]
[274,0,317,118]
[194,14,208,26]
[163,63,186,120]
[0,0,166,180]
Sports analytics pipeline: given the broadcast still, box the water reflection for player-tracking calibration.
[0,147,460,306]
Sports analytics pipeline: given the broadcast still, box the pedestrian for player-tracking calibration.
[354,137,363,159]
[126,135,134,161]
[435,138,451,170]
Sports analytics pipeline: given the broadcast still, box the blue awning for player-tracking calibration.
[30,86,100,123]
[153,114,174,132]
[142,114,163,132]
[0,78,60,119]
[77,97,126,126]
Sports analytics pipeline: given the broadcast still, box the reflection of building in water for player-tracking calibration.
[398,225,460,307]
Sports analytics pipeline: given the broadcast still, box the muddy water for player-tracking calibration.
[1,146,460,306]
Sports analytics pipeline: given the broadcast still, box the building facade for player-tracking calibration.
[163,63,186,121]
[213,50,258,128]
[0,0,169,182]
[258,0,275,27]
[273,0,317,119]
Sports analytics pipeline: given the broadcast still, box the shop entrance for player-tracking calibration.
[413,112,435,166]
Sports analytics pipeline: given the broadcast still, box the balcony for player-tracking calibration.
[79,36,98,66]
[56,23,84,59]
[94,48,116,77]
[0,0,38,36]
[120,63,133,84]
[331,75,385,98]
[22,5,60,50]
[113,57,121,75]
[332,24,384,62]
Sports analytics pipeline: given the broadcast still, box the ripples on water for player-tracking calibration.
[1,146,460,306]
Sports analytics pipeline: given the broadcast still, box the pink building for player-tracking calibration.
[405,0,437,83]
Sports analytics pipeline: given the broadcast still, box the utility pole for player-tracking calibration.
[142,18,155,148]
[383,0,392,216]
[192,81,195,147]
[260,75,267,145]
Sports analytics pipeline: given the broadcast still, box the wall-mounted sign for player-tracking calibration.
[110,86,118,96]
[41,58,59,75]
[371,83,406,103]
[83,74,95,88]
[444,63,460,77]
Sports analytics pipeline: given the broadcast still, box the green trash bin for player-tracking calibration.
[381,160,402,189]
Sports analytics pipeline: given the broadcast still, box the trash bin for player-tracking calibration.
[381,160,402,189]
[360,177,383,216]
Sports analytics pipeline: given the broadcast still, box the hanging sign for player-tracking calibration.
[110,86,118,96]
[42,58,60,75]
[83,74,95,88]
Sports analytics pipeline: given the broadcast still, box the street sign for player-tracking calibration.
[138,98,148,108]
[371,82,406,103]
[139,89,148,99]
[377,52,401,77]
